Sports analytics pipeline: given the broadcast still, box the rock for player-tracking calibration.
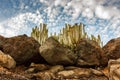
[57,68,108,80]
[103,37,120,59]
[0,50,16,69]
[30,63,49,71]
[33,71,54,80]
[75,39,108,67]
[0,34,46,65]
[26,63,49,73]
[49,65,64,73]
[0,66,30,80]
[108,58,120,80]
[39,37,77,65]
[101,67,109,77]
[90,68,104,76]
[0,35,5,51]
[65,66,79,70]
[57,70,75,78]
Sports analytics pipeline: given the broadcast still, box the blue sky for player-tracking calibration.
[0,0,120,45]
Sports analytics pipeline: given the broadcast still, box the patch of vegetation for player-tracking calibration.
[31,23,103,47]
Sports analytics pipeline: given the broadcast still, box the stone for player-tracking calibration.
[0,66,30,80]
[26,63,49,73]
[49,65,64,73]
[33,71,54,80]
[57,68,108,80]
[108,58,120,80]
[103,37,120,59]
[30,63,49,71]
[0,35,5,51]
[0,50,16,69]
[65,66,79,70]
[75,39,108,67]
[0,34,46,65]
[39,37,77,65]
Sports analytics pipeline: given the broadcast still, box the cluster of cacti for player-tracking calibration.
[31,23,103,47]
[51,23,102,47]
[31,23,48,45]
[91,34,103,47]
[52,23,88,47]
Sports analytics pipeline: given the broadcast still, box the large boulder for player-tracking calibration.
[0,50,16,69]
[75,39,108,67]
[103,37,120,59]
[39,37,77,65]
[0,34,46,65]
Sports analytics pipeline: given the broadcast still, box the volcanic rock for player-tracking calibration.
[39,37,77,65]
[103,37,120,59]
[0,50,16,69]
[0,66,30,80]
[0,34,46,65]
[57,68,108,80]
[75,39,108,67]
[108,58,120,80]
[26,63,49,73]
[49,65,64,73]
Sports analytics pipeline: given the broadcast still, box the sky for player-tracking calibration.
[0,0,120,45]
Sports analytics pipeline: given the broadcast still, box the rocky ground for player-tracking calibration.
[0,35,120,80]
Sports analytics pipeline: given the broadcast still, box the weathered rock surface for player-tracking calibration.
[31,63,108,80]
[0,66,30,80]
[26,63,49,73]
[39,37,77,65]
[75,39,108,67]
[103,37,120,59]
[108,58,120,80]
[57,68,108,80]
[0,62,109,80]
[0,35,120,80]
[0,50,16,69]
[0,35,5,51]
[49,65,64,73]
[0,34,46,65]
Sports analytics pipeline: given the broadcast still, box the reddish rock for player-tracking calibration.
[0,66,30,80]
[103,37,120,59]
[57,68,108,80]
[108,58,120,80]
[75,39,108,67]
[0,50,16,69]
[0,34,46,65]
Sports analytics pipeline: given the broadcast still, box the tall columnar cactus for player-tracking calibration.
[55,23,88,47]
[31,23,103,47]
[31,23,48,45]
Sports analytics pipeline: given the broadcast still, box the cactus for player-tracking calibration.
[31,23,48,45]
[31,23,103,47]
[55,23,88,48]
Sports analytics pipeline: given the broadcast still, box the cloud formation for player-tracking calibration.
[0,0,120,45]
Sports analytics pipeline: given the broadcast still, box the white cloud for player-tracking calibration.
[95,6,110,19]
[54,0,68,7]
[82,8,94,18]
[0,12,43,37]
[0,0,120,45]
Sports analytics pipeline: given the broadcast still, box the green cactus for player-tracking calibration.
[31,23,48,45]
